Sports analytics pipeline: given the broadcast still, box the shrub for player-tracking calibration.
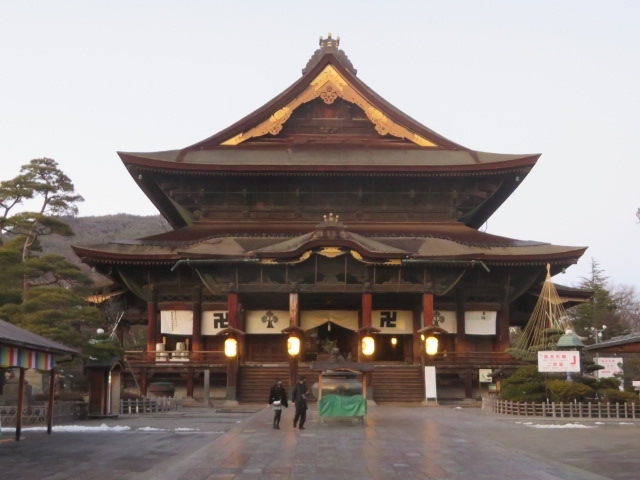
[500,365,547,402]
[598,377,621,390]
[600,388,638,404]
[546,379,593,402]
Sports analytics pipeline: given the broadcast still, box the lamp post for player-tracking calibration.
[282,325,305,389]
[556,329,584,381]
[356,326,380,402]
[417,326,447,364]
[217,327,245,406]
[417,326,446,404]
[588,325,607,343]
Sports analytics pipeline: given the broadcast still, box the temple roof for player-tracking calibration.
[119,35,540,229]
[72,220,586,269]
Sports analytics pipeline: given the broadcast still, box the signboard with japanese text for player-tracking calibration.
[537,350,581,372]
[595,356,623,379]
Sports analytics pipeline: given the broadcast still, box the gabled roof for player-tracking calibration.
[118,35,540,229]
[186,33,463,150]
[0,319,79,356]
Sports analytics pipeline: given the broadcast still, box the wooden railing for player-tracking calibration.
[119,397,181,415]
[483,396,640,419]
[124,350,227,364]
[121,349,520,367]
[0,401,87,427]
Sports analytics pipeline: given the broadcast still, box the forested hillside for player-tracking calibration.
[39,214,171,283]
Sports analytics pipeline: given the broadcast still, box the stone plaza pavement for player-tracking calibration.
[1,402,640,479]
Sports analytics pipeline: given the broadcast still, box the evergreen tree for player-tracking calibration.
[569,258,628,343]
[0,158,101,350]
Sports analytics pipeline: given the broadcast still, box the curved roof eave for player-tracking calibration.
[118,148,539,173]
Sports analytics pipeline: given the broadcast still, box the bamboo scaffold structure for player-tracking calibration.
[509,264,575,360]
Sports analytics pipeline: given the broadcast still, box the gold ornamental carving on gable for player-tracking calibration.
[318,247,344,258]
[221,65,437,147]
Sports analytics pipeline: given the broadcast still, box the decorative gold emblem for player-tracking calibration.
[318,247,344,258]
[220,64,437,147]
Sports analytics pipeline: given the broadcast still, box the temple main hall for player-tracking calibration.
[74,34,587,404]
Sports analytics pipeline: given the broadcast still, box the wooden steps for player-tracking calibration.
[238,365,290,403]
[372,365,424,403]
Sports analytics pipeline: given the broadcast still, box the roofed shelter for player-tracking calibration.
[0,319,78,441]
[583,333,640,354]
[73,34,588,404]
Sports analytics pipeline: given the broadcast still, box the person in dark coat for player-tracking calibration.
[294,393,308,430]
[291,376,309,401]
[291,376,309,428]
[268,379,288,429]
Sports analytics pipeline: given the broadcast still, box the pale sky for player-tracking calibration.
[2,1,639,291]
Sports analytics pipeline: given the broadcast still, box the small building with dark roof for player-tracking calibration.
[1,319,78,441]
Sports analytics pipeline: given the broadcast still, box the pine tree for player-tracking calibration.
[569,258,628,343]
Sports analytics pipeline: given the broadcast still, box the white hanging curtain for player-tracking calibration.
[465,311,497,335]
[246,310,290,334]
[300,310,359,331]
[160,310,194,335]
[426,310,457,334]
[372,310,414,334]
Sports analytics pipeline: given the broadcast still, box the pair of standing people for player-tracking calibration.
[268,376,309,430]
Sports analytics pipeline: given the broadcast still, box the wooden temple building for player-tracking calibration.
[73,34,588,403]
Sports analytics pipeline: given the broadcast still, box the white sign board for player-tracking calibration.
[479,369,493,383]
[424,366,437,402]
[595,357,623,379]
[538,350,581,372]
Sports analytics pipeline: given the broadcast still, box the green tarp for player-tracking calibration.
[318,394,367,417]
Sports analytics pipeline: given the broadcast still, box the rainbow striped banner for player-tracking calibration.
[0,346,54,370]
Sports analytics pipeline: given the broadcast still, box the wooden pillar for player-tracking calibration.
[15,368,25,441]
[146,287,158,362]
[455,289,467,353]
[495,290,510,352]
[203,369,210,407]
[140,368,148,396]
[226,292,239,402]
[422,293,434,328]
[289,291,299,388]
[186,367,195,398]
[412,308,422,365]
[463,370,473,399]
[227,292,238,329]
[362,292,372,328]
[289,291,299,326]
[192,286,203,362]
[46,368,55,434]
